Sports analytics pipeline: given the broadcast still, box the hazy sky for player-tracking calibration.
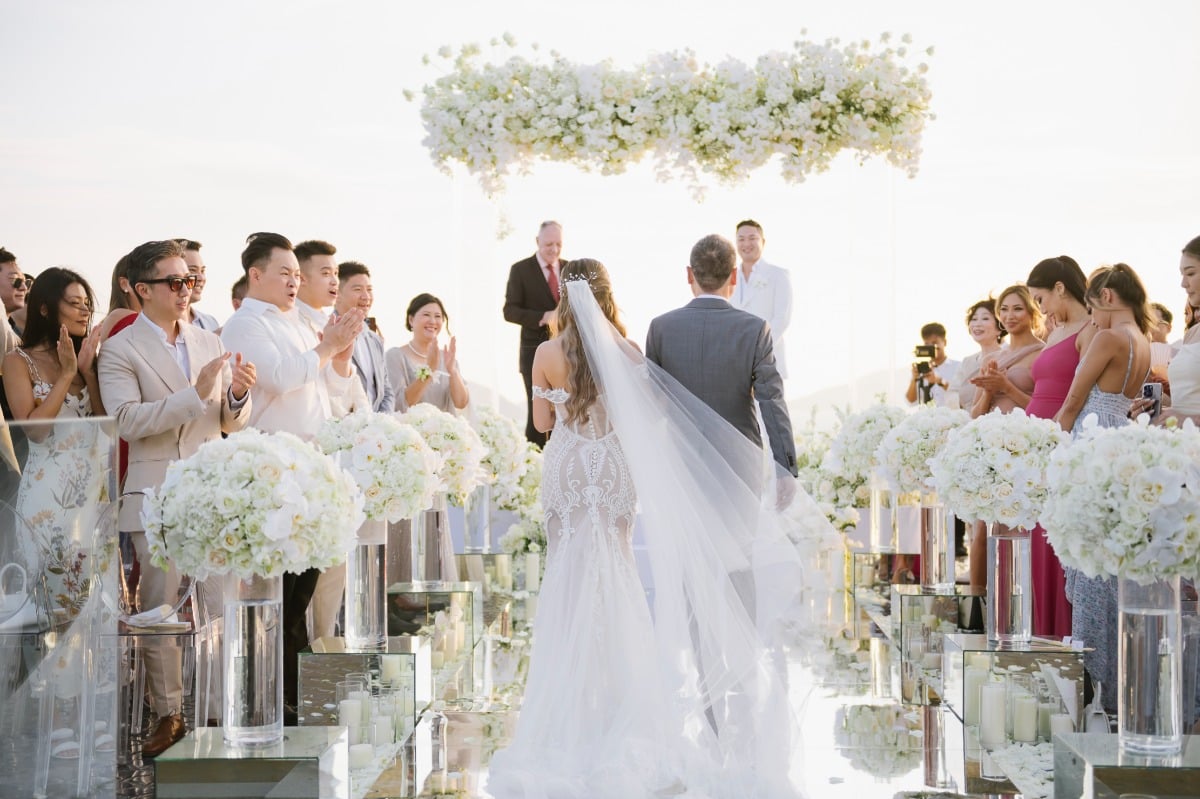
[3,0,1198,413]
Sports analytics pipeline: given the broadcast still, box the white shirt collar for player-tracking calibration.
[238,297,289,318]
[135,311,186,344]
[695,292,730,303]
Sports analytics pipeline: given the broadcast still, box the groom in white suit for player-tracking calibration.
[99,239,255,755]
[731,219,793,379]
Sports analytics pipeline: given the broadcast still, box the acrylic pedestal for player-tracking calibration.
[154,726,350,799]
[942,633,1088,728]
[297,635,432,732]
[1054,733,1200,798]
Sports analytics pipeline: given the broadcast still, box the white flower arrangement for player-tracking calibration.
[875,405,970,496]
[821,403,908,505]
[1041,417,1200,584]
[834,704,923,778]
[794,626,871,696]
[415,35,934,199]
[471,406,529,511]
[316,410,441,522]
[396,403,487,507]
[499,514,546,557]
[928,408,1068,529]
[513,443,543,516]
[142,429,365,580]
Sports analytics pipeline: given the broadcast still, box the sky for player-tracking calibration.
[3,0,1198,420]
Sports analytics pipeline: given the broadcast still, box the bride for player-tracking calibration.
[487,259,817,799]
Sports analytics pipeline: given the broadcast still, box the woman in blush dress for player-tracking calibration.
[1054,263,1153,713]
[966,285,1045,587]
[945,298,1005,411]
[1024,256,1093,639]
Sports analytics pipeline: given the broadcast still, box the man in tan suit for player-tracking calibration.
[99,239,255,757]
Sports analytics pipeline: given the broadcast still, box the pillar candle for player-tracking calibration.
[1038,702,1058,741]
[979,682,1007,747]
[374,716,394,747]
[349,689,372,721]
[525,552,540,592]
[338,699,362,731]
[964,666,987,726]
[922,652,942,671]
[455,619,467,652]
[431,651,445,670]
[1013,695,1038,742]
[1049,713,1074,737]
[380,657,401,685]
[349,743,373,769]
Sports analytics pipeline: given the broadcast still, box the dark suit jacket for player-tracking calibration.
[503,255,559,350]
[645,297,797,476]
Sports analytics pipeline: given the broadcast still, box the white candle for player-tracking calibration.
[964,666,987,726]
[455,619,467,652]
[1013,694,1038,742]
[1038,702,1057,741]
[374,716,394,746]
[338,699,362,731]
[349,689,372,721]
[380,657,401,685]
[908,640,926,661]
[979,682,1007,747]
[349,743,373,769]
[525,552,540,592]
[526,594,538,619]
[431,651,445,670]
[1049,713,1074,737]
[922,652,942,671]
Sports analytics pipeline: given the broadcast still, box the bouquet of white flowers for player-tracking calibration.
[513,443,543,516]
[928,408,1068,529]
[472,406,529,511]
[142,429,365,580]
[821,403,908,503]
[875,405,970,496]
[1042,417,1200,584]
[499,514,547,557]
[317,410,441,523]
[397,403,487,507]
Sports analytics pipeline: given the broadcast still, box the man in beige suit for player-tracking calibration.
[99,239,255,757]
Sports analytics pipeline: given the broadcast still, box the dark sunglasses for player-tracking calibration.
[139,275,198,293]
[10,277,31,290]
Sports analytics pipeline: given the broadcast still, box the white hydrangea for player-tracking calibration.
[317,410,440,522]
[822,403,908,504]
[142,429,365,580]
[396,404,487,507]
[928,408,1069,529]
[875,405,970,496]
[1042,417,1200,585]
[834,704,922,778]
[471,407,529,511]
[414,35,934,198]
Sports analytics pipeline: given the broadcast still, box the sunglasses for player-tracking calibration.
[10,277,31,290]
[139,275,198,293]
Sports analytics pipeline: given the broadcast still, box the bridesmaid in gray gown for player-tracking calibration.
[1054,263,1153,713]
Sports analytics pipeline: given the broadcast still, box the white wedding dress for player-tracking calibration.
[487,282,820,799]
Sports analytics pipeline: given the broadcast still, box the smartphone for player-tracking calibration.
[1141,382,1163,417]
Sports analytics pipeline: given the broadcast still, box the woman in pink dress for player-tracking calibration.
[1025,256,1093,639]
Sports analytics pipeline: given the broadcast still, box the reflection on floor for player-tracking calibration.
[116,556,1031,798]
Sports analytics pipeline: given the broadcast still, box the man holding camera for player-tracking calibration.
[905,322,960,406]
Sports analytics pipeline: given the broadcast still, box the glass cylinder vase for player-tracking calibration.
[345,519,387,652]
[410,495,454,587]
[869,482,895,553]
[222,573,283,747]
[1118,575,1183,754]
[986,523,1031,647]
[919,490,954,592]
[464,483,490,554]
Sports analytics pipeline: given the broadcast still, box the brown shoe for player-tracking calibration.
[142,712,186,758]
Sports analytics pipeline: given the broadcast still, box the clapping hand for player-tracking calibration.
[76,325,103,375]
[195,353,231,398]
[230,353,256,399]
[441,336,458,375]
[57,325,79,376]
[324,308,365,352]
[970,360,1009,394]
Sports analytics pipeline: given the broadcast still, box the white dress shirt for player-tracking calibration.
[732,259,793,378]
[220,297,356,439]
[190,308,221,332]
[137,313,191,377]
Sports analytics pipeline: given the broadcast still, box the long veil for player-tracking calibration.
[569,279,831,796]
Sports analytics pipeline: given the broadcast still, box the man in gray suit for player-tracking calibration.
[335,261,394,412]
[646,233,797,501]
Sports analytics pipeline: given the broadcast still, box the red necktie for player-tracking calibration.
[547,263,560,303]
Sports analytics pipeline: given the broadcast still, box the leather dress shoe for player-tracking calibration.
[142,712,186,758]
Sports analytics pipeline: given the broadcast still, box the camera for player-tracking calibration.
[913,344,937,375]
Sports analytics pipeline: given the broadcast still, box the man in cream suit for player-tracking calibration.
[99,239,255,756]
[731,219,792,379]
[220,232,363,723]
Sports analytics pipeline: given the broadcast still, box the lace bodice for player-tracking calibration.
[532,385,636,546]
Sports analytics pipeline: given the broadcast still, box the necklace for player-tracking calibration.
[406,342,428,359]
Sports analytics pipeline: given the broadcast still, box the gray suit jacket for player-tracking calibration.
[351,328,394,413]
[645,297,797,476]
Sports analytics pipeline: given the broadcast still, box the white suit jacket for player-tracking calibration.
[731,259,793,378]
[99,317,252,531]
